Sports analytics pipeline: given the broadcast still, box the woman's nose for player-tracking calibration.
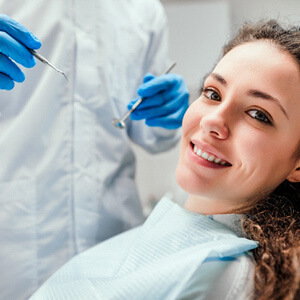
[200,110,230,139]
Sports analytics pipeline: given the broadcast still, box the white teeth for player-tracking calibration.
[208,155,215,162]
[196,149,202,156]
[214,158,222,164]
[193,145,228,165]
[202,152,209,159]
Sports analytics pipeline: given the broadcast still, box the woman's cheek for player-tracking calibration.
[182,103,201,134]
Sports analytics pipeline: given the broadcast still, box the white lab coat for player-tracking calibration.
[0,1,180,299]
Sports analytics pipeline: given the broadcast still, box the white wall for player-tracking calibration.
[229,0,300,27]
[162,0,300,25]
[134,0,300,215]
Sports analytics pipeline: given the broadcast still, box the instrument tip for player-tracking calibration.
[61,72,68,81]
[112,118,126,129]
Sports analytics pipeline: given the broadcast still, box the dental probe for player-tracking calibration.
[112,61,176,129]
[29,49,68,81]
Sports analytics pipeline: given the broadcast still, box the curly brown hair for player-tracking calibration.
[223,20,300,300]
[242,181,300,300]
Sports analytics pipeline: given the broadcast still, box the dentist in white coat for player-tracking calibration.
[0,0,189,299]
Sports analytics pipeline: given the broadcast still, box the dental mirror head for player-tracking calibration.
[112,118,126,129]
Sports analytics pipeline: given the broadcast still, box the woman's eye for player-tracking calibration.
[203,89,221,101]
[247,109,272,125]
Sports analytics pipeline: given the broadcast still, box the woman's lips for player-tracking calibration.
[188,142,232,168]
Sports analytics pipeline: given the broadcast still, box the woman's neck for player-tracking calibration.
[184,195,239,215]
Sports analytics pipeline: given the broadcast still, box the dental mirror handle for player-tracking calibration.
[112,61,176,129]
[29,49,68,81]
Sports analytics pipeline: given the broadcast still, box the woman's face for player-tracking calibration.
[176,41,300,214]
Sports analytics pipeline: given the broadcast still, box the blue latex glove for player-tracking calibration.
[127,73,189,129]
[0,14,41,90]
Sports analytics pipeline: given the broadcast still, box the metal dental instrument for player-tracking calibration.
[112,61,176,129]
[29,49,68,81]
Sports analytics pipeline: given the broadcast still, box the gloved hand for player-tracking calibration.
[127,73,189,129]
[0,14,41,90]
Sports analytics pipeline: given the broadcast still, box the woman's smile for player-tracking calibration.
[188,142,232,168]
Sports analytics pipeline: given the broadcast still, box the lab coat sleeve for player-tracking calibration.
[126,1,182,154]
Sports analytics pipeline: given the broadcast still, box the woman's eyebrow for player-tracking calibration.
[207,72,288,119]
[209,72,227,86]
[248,90,288,119]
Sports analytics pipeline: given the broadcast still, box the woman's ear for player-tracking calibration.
[286,165,300,183]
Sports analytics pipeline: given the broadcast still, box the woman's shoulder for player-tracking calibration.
[207,252,255,300]
[178,251,255,300]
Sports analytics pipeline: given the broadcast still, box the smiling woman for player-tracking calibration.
[30,20,299,300]
[177,20,300,299]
